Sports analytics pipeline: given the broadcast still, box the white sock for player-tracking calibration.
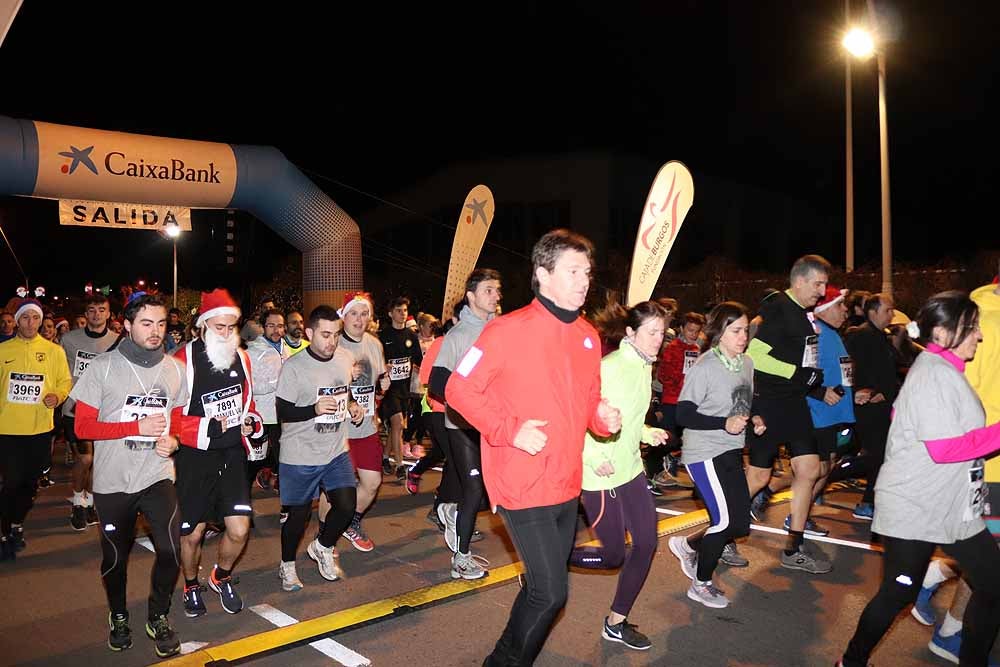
[72,491,85,506]
[83,492,94,507]
[923,560,956,588]
[939,611,963,637]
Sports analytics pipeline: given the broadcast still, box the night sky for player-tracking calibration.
[2,1,998,306]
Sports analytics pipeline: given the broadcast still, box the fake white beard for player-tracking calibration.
[204,327,240,372]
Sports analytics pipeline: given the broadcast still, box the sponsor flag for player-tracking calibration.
[626,161,694,306]
[442,185,495,321]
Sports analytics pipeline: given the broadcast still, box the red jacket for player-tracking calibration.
[445,299,610,510]
[657,337,700,404]
[170,341,264,453]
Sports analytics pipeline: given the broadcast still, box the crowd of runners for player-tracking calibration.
[1,229,998,665]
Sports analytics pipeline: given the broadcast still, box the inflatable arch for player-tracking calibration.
[0,115,362,314]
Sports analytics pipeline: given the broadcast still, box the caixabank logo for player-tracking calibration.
[57,144,223,184]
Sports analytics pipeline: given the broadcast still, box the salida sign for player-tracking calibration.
[58,199,192,231]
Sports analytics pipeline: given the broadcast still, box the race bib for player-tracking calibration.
[74,350,98,378]
[682,350,699,375]
[964,461,986,522]
[801,335,819,368]
[121,394,169,449]
[7,372,43,404]
[351,385,375,417]
[315,385,349,425]
[839,356,854,387]
[388,357,411,381]
[201,384,243,429]
[247,435,269,461]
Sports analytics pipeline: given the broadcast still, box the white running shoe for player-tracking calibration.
[279,561,304,592]
[668,536,698,580]
[307,539,344,581]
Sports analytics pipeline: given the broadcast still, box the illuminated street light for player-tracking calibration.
[843,27,874,59]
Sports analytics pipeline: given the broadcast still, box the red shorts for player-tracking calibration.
[348,434,383,472]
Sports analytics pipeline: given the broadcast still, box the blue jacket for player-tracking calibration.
[808,319,856,428]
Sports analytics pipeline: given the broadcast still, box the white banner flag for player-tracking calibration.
[58,199,192,232]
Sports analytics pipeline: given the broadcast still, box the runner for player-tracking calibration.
[745,254,833,574]
[653,311,704,489]
[0,298,71,560]
[446,229,622,666]
[172,288,265,616]
[336,292,388,553]
[838,291,1000,667]
[274,305,363,591]
[61,294,118,530]
[284,310,310,357]
[70,293,187,657]
[0,310,16,343]
[247,309,288,492]
[430,268,502,578]
[569,300,669,649]
[668,302,764,609]
[379,296,423,476]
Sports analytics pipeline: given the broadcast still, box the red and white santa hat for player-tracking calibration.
[815,285,847,314]
[337,291,374,319]
[196,288,241,327]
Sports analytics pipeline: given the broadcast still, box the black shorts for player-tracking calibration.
[174,446,251,535]
[814,424,843,460]
[748,394,817,468]
[379,389,407,421]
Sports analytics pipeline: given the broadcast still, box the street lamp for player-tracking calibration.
[843,21,893,295]
[164,220,181,308]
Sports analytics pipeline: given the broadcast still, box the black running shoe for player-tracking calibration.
[0,536,14,562]
[209,567,244,614]
[108,612,133,651]
[145,614,180,658]
[602,616,651,651]
[10,526,25,553]
[749,490,769,522]
[183,583,207,618]
[381,457,393,475]
[70,505,88,531]
[86,506,99,526]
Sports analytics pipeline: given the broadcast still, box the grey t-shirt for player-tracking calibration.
[873,352,987,543]
[69,350,188,494]
[276,347,354,465]
[61,327,119,416]
[336,333,385,439]
[678,351,755,465]
[434,306,489,430]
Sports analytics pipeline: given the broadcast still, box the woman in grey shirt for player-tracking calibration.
[839,291,1000,667]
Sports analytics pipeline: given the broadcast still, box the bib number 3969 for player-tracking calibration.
[7,373,43,404]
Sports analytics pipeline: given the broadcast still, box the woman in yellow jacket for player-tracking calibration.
[570,300,669,651]
[0,299,71,559]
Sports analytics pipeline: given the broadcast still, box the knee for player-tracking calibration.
[226,518,251,543]
[602,543,627,569]
[793,459,821,481]
[527,577,568,612]
[181,524,205,544]
[76,454,93,469]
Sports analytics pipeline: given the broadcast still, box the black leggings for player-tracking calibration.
[449,428,484,553]
[280,486,357,562]
[486,499,578,667]
[843,529,1000,666]
[94,479,181,619]
[570,473,658,616]
[410,412,446,476]
[0,434,51,534]
[854,405,890,505]
[686,449,751,581]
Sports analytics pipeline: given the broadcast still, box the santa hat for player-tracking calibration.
[196,288,241,327]
[815,285,847,314]
[337,291,374,319]
[14,298,44,321]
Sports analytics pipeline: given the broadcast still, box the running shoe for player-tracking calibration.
[86,506,99,526]
[687,580,729,608]
[182,583,207,618]
[307,539,344,581]
[209,566,244,614]
[9,526,25,553]
[279,561,304,592]
[749,491,769,522]
[780,543,833,574]
[343,524,375,552]
[381,457,393,475]
[145,614,180,658]
[0,535,13,562]
[470,529,484,543]
[784,515,830,537]
[852,503,874,521]
[928,627,960,665]
[720,542,749,567]
[255,468,273,491]
[668,536,698,580]
[451,551,489,580]
[405,470,420,495]
[647,480,663,496]
[911,584,938,626]
[70,505,88,531]
[108,611,133,651]
[438,502,458,552]
[36,473,54,489]
[602,616,651,650]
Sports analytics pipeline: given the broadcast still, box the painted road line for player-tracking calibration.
[135,536,155,552]
[250,604,371,666]
[748,522,884,552]
[179,641,208,655]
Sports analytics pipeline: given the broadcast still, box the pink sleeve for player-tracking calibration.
[924,421,1000,463]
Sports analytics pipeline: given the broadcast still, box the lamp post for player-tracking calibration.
[843,23,893,295]
[844,0,855,273]
[165,220,181,308]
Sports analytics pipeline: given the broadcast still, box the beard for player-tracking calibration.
[204,327,240,372]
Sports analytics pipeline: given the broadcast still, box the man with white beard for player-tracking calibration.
[171,289,264,617]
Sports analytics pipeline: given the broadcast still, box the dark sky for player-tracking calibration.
[2,1,999,303]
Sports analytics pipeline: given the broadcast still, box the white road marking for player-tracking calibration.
[249,603,371,666]
[180,641,209,654]
[135,536,155,552]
